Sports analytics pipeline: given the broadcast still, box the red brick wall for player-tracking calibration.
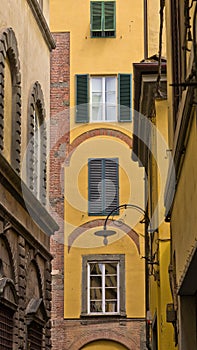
[50,32,70,349]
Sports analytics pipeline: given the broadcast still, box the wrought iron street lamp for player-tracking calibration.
[94,203,150,245]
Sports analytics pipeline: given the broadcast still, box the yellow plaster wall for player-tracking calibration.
[148,100,176,350]
[64,137,144,234]
[64,136,145,318]
[171,112,197,286]
[147,0,166,58]
[50,0,144,132]
[64,235,145,318]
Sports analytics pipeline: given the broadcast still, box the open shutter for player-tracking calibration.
[76,74,89,123]
[104,158,119,215]
[104,1,115,31]
[118,74,132,121]
[91,2,102,32]
[88,159,103,215]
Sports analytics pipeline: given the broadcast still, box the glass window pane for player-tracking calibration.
[90,263,102,275]
[90,287,102,299]
[92,104,102,121]
[105,263,117,275]
[106,77,116,91]
[105,301,117,312]
[105,275,117,287]
[105,288,117,299]
[106,106,116,121]
[90,276,102,287]
[90,301,102,312]
[92,77,102,92]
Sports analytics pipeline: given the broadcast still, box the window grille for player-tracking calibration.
[0,304,14,350]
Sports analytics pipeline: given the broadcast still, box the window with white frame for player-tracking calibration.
[75,74,132,123]
[81,255,125,316]
[90,76,117,121]
[88,261,119,313]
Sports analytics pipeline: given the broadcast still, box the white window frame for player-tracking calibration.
[87,261,120,315]
[90,76,117,122]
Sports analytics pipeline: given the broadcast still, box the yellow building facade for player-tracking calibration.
[50,0,150,349]
[164,1,197,349]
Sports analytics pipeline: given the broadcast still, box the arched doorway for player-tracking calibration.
[80,340,129,350]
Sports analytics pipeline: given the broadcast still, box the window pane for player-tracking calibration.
[92,78,102,121]
[105,77,116,121]
[105,263,117,275]
[90,287,102,299]
[106,77,116,92]
[90,276,102,287]
[105,288,117,299]
[106,106,116,121]
[90,263,102,274]
[92,78,102,91]
[90,301,102,312]
[105,301,117,312]
[105,275,117,287]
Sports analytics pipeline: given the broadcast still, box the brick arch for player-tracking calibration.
[65,128,132,165]
[68,219,140,253]
[0,27,21,173]
[69,330,133,350]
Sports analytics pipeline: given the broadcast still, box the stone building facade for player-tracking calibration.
[0,1,58,349]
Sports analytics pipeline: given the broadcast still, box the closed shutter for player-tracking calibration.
[76,74,89,122]
[118,74,132,121]
[88,159,103,215]
[104,2,115,31]
[88,158,119,215]
[27,321,43,350]
[91,2,102,31]
[104,159,119,215]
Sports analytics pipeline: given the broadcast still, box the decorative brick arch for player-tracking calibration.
[68,218,140,253]
[65,128,132,165]
[69,330,134,350]
[0,27,21,173]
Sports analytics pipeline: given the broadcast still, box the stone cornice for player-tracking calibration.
[26,0,56,51]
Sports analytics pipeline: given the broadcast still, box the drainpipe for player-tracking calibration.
[144,0,148,59]
[145,174,151,350]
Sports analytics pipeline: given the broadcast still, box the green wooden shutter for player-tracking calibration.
[76,74,89,123]
[88,158,119,215]
[88,159,103,215]
[104,158,119,215]
[91,2,102,32]
[118,74,132,122]
[104,1,115,31]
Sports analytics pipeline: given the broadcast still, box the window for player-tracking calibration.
[27,82,47,206]
[82,255,125,316]
[27,321,43,350]
[0,304,14,349]
[90,1,116,38]
[88,158,119,216]
[90,76,116,121]
[76,74,132,123]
